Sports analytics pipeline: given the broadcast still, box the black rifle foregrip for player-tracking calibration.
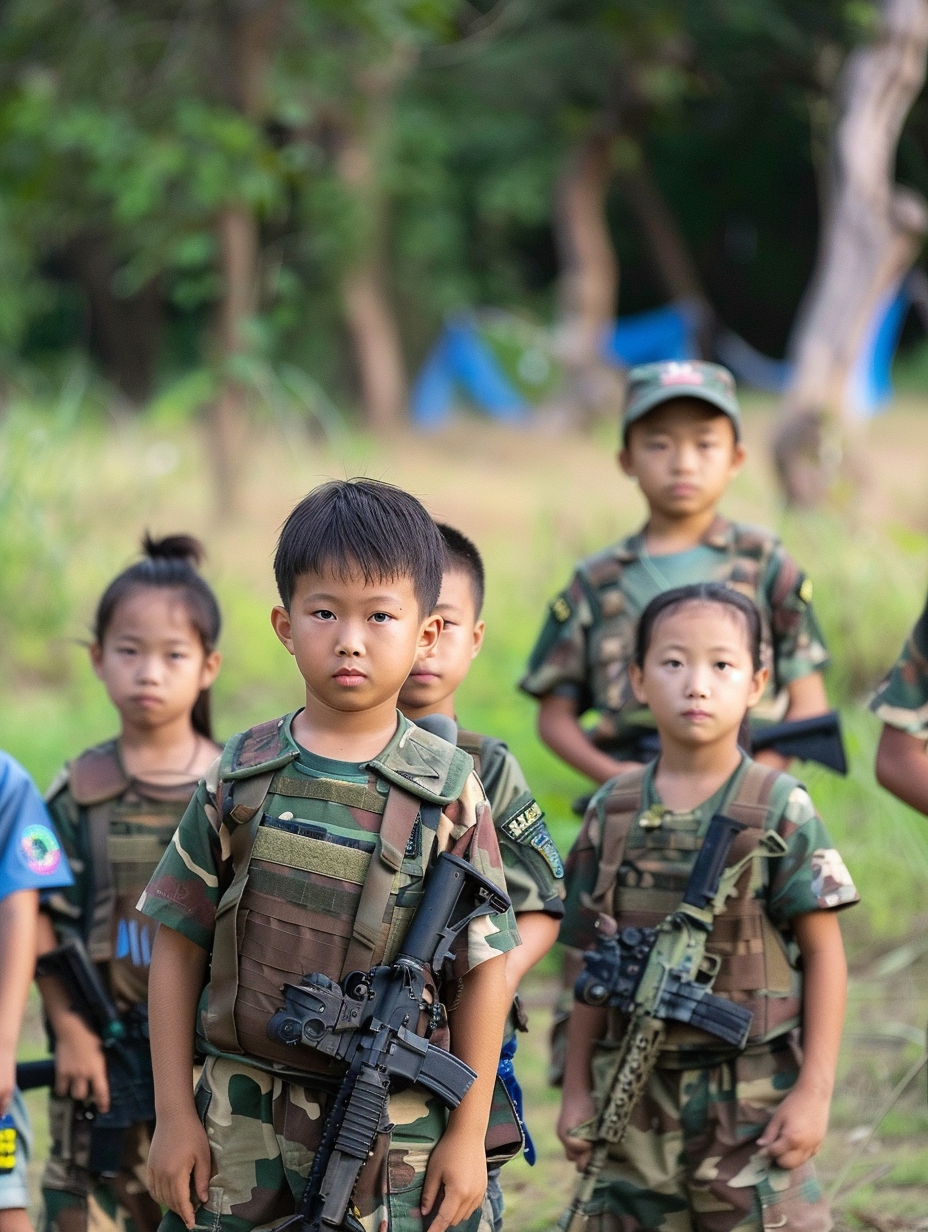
[682,815,747,912]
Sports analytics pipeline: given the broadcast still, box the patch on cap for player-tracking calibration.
[20,824,62,876]
[660,362,707,387]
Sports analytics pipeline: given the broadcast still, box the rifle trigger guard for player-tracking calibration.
[697,952,721,980]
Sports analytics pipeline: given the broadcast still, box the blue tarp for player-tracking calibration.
[411,284,918,427]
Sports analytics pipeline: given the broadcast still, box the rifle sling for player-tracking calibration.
[340,785,421,979]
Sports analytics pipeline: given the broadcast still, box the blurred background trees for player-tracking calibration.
[1,0,926,481]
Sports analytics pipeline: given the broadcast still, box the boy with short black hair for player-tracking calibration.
[399,524,565,1232]
[521,361,832,786]
[139,479,520,1232]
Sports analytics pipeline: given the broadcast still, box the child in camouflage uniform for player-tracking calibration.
[398,523,565,1231]
[139,481,520,1232]
[871,589,928,813]
[557,584,856,1232]
[36,536,223,1232]
[520,361,832,787]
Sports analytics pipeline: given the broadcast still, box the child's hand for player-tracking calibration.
[756,1084,830,1171]
[147,1111,212,1230]
[54,1013,110,1111]
[557,1092,597,1171]
[420,1125,487,1232]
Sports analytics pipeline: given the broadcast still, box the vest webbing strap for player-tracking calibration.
[204,768,281,1053]
[589,767,649,908]
[86,802,116,962]
[269,775,386,815]
[340,784,421,978]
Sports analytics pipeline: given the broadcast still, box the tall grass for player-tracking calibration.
[1,397,927,947]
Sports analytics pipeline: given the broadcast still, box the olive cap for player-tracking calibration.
[622,361,741,442]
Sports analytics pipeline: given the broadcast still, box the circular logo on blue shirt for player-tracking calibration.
[20,824,62,875]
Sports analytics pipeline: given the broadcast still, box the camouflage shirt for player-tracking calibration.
[138,712,520,1069]
[869,591,928,736]
[457,728,564,920]
[521,516,829,749]
[561,756,858,954]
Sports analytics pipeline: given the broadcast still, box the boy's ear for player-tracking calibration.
[418,612,443,652]
[270,605,295,656]
[629,662,647,704]
[617,446,635,477]
[471,619,486,659]
[730,439,747,474]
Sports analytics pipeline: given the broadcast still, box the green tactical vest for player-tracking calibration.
[201,714,474,1075]
[53,741,197,1010]
[574,518,798,746]
[589,760,802,1050]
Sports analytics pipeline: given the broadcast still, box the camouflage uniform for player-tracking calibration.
[559,756,858,1232]
[520,516,829,755]
[457,729,565,1232]
[869,590,928,735]
[41,741,201,1232]
[138,712,520,1232]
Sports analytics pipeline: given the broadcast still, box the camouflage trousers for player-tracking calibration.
[158,1057,484,1232]
[581,1037,832,1232]
[41,1099,161,1232]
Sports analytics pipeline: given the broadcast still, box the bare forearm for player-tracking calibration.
[561,1002,605,1101]
[537,695,637,785]
[149,925,208,1118]
[505,913,560,999]
[875,725,928,814]
[794,912,846,1097]
[0,891,38,1054]
[446,955,509,1137]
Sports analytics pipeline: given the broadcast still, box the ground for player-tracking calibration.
[8,394,928,1228]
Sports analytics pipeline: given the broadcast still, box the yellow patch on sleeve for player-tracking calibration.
[798,576,813,604]
[551,596,572,623]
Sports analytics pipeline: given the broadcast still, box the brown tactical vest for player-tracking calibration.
[201,716,473,1076]
[588,761,801,1049]
[62,742,197,1010]
[576,518,799,738]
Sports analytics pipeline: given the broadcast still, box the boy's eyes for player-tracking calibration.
[312,609,336,620]
[369,612,393,624]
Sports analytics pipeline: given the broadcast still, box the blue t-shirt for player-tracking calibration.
[0,752,72,901]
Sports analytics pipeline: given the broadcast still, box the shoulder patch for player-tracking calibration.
[68,741,128,806]
[551,595,572,623]
[500,800,564,879]
[19,823,63,876]
[798,576,813,604]
[222,716,298,781]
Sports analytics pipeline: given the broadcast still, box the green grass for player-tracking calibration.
[8,395,928,1226]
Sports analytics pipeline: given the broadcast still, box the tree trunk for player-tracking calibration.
[554,130,623,420]
[68,231,162,406]
[335,115,408,431]
[616,152,712,357]
[207,0,285,511]
[775,0,928,506]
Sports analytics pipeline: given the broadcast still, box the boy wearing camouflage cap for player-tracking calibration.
[521,360,832,787]
[138,480,521,1232]
[871,590,928,812]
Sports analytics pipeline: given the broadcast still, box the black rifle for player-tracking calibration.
[35,935,135,1177]
[560,813,785,1232]
[35,936,127,1050]
[15,1059,56,1091]
[266,851,511,1232]
[573,710,847,815]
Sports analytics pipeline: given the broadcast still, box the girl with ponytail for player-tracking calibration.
[35,535,222,1232]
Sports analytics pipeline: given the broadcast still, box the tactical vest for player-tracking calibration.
[588,760,801,1049]
[201,715,475,1077]
[576,518,798,738]
[57,741,197,1009]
